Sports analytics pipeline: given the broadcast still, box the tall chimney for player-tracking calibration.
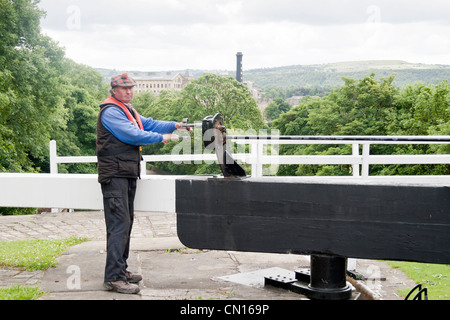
[236,52,243,83]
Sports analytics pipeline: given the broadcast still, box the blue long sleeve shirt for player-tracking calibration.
[101,106,177,145]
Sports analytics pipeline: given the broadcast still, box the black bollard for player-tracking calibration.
[265,254,353,300]
[305,254,352,300]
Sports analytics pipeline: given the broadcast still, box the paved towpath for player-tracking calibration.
[0,211,416,300]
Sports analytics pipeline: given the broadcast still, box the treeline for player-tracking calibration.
[271,74,449,176]
[262,87,331,99]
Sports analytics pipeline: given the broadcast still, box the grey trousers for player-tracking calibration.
[101,177,137,282]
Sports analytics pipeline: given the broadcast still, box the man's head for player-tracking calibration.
[110,73,136,104]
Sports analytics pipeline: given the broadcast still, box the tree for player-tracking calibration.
[0,0,67,173]
[48,60,108,173]
[176,74,265,130]
[264,98,291,122]
[134,74,266,175]
[387,81,449,136]
[0,1,109,177]
[131,91,158,117]
[381,80,450,175]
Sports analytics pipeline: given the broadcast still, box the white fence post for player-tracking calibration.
[250,140,264,178]
[49,140,59,213]
[50,140,58,174]
[361,143,371,178]
[352,143,360,177]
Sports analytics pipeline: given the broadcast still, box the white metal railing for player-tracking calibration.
[49,136,450,178]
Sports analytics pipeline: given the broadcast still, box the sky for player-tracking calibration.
[37,0,450,72]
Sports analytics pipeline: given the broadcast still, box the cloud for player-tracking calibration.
[38,0,450,70]
[41,0,449,30]
[240,0,450,25]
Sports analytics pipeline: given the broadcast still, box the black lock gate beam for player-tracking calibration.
[175,176,450,299]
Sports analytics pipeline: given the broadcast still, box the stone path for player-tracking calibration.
[0,211,417,300]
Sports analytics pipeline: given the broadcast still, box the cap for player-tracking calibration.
[110,73,136,88]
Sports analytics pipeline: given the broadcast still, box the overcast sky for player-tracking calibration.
[37,0,450,71]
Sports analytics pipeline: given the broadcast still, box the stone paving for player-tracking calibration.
[0,210,178,293]
[0,210,418,300]
[0,211,177,241]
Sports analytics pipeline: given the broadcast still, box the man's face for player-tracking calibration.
[113,86,134,103]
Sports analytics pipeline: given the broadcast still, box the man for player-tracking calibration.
[96,73,186,294]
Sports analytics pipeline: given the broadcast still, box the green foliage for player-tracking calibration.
[273,74,449,176]
[0,0,65,173]
[380,80,450,176]
[134,74,266,131]
[0,207,37,216]
[177,73,265,129]
[264,98,291,122]
[49,60,109,174]
[132,91,158,116]
[262,86,331,99]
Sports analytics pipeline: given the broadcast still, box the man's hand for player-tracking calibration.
[162,134,180,144]
[175,122,193,132]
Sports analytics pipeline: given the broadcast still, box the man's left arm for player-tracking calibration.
[140,115,177,134]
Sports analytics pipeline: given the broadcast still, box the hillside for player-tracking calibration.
[243,60,450,90]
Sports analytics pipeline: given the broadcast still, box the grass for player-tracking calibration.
[0,237,87,300]
[0,237,87,271]
[0,285,46,300]
[386,261,450,300]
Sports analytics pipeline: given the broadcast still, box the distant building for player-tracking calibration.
[131,70,194,94]
[243,81,259,99]
[286,96,302,107]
